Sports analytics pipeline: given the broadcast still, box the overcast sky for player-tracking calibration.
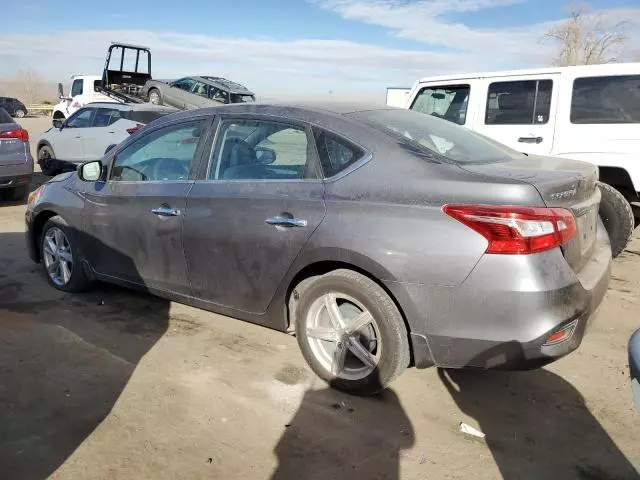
[1,0,639,102]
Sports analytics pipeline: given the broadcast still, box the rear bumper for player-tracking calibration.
[391,218,612,369]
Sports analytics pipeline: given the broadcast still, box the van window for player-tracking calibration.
[485,80,552,125]
[71,79,84,97]
[410,85,470,125]
[571,75,640,124]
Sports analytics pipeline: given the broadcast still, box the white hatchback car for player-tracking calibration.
[37,102,176,176]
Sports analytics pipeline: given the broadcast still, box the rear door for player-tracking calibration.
[473,74,560,155]
[184,115,326,314]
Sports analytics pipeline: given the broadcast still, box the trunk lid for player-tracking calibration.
[460,154,600,272]
[0,123,29,166]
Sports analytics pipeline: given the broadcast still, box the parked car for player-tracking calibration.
[631,329,640,413]
[37,102,177,176]
[399,63,640,257]
[142,76,255,110]
[0,107,33,201]
[0,97,28,118]
[53,75,117,121]
[25,103,611,395]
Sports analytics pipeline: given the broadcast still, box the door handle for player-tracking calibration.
[151,207,181,217]
[518,136,543,144]
[265,216,307,228]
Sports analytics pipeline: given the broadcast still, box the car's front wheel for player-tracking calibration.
[295,269,410,396]
[14,109,26,118]
[38,145,59,176]
[40,216,92,293]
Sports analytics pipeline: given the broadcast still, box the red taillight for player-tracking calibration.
[544,320,578,345]
[0,128,29,142]
[443,204,577,254]
[126,123,144,135]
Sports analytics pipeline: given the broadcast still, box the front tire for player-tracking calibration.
[14,109,26,118]
[38,145,59,176]
[148,89,162,105]
[295,269,410,396]
[598,182,634,258]
[40,216,92,293]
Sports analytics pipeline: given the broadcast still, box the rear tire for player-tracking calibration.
[295,269,410,396]
[38,145,59,176]
[14,109,26,118]
[148,89,162,105]
[598,182,634,258]
[40,215,92,293]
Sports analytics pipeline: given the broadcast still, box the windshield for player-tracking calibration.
[350,109,521,164]
[231,94,255,103]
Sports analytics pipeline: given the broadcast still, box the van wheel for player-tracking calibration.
[295,269,410,396]
[148,89,162,105]
[38,145,59,176]
[598,182,634,258]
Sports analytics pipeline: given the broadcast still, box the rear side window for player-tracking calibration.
[571,75,640,124]
[410,85,470,125]
[93,108,123,127]
[71,79,84,97]
[313,128,364,178]
[485,80,552,125]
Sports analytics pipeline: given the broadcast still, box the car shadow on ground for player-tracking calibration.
[439,344,640,480]
[271,370,414,480]
[0,231,170,480]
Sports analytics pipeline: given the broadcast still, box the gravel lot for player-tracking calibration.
[0,117,639,479]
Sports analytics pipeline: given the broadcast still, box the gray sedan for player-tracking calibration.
[0,107,33,200]
[25,103,611,395]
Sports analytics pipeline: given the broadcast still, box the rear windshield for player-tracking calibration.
[0,108,15,124]
[127,110,172,124]
[350,109,520,165]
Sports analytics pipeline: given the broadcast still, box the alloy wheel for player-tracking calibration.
[305,292,381,381]
[42,227,73,286]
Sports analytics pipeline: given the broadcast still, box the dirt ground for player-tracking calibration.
[0,117,639,480]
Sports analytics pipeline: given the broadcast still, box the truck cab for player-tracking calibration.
[52,75,117,120]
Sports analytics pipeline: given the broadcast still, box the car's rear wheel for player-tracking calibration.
[148,89,162,105]
[14,109,26,118]
[598,182,634,258]
[40,216,92,293]
[38,145,59,176]
[295,269,410,396]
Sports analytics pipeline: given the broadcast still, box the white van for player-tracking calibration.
[401,63,640,256]
[53,75,117,120]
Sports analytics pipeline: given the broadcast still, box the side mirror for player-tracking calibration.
[255,147,276,165]
[78,160,103,182]
[57,82,64,99]
[52,118,64,129]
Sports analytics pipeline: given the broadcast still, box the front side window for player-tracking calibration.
[71,79,84,97]
[172,78,197,92]
[66,108,94,128]
[571,75,640,124]
[410,85,470,125]
[209,119,316,180]
[193,81,208,97]
[111,120,204,182]
[313,128,364,178]
[485,80,553,125]
[208,87,229,104]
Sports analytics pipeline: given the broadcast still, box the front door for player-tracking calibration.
[54,107,95,161]
[82,118,209,293]
[473,74,560,156]
[184,116,326,314]
[167,78,197,109]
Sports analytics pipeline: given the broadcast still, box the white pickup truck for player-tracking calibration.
[53,75,118,120]
[397,63,640,257]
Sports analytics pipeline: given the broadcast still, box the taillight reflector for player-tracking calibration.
[126,123,144,135]
[443,204,577,255]
[0,128,29,142]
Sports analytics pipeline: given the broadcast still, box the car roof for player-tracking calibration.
[190,76,255,95]
[85,102,176,112]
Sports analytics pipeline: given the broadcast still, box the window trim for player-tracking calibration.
[570,74,640,125]
[202,113,323,183]
[484,79,554,126]
[409,83,471,126]
[106,117,212,183]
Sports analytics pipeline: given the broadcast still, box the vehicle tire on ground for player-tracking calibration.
[294,269,410,396]
[38,145,59,176]
[13,109,26,118]
[148,89,162,105]
[40,215,93,293]
[598,181,634,258]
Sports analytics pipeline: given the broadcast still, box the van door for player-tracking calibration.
[473,74,560,155]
